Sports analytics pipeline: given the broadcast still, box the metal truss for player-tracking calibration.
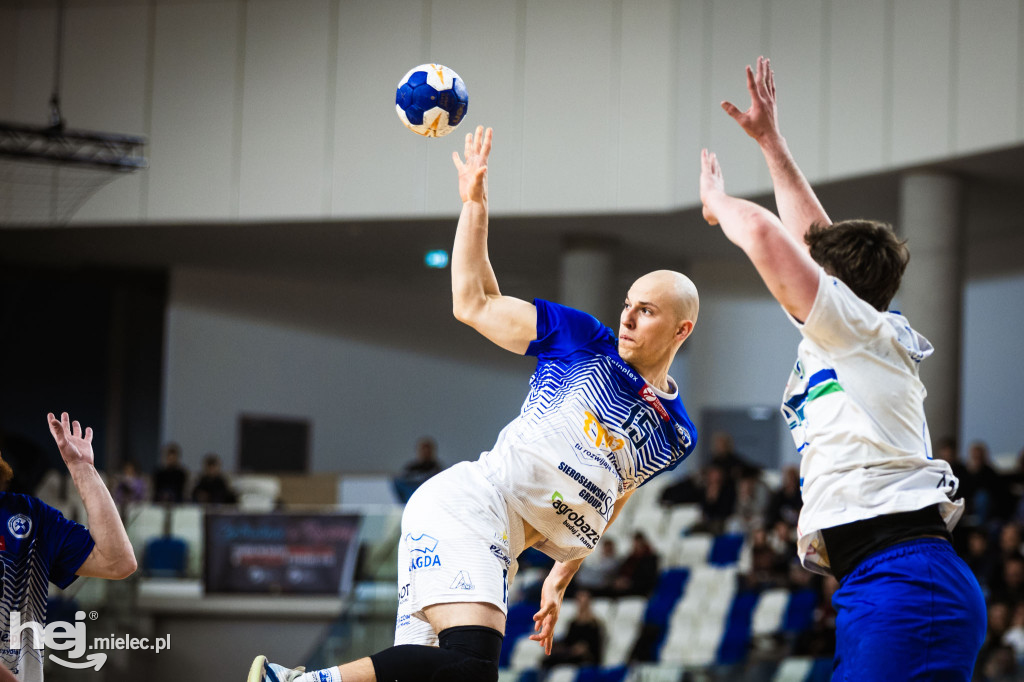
[0,121,147,171]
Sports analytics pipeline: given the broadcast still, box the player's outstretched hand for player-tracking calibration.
[48,412,96,468]
[530,574,564,655]
[452,125,492,204]
[700,149,726,226]
[721,56,779,143]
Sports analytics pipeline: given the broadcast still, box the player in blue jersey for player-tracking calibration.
[1,412,138,681]
[700,57,985,680]
[249,127,700,682]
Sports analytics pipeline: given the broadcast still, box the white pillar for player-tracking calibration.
[559,237,616,326]
[898,173,964,446]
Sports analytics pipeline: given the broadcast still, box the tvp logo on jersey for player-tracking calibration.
[407,533,442,571]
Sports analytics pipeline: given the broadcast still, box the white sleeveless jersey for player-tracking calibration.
[476,300,697,563]
[782,269,963,576]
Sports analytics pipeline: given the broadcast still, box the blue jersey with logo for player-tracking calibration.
[0,493,95,680]
[476,299,697,561]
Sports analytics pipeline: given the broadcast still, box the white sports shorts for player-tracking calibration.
[394,460,524,646]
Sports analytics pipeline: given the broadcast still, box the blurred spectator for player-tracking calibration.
[575,538,619,597]
[191,454,237,504]
[767,466,803,527]
[963,527,997,594]
[393,437,444,503]
[542,589,604,669]
[709,431,760,480]
[977,602,1016,681]
[1003,602,1024,667]
[934,435,968,484]
[792,576,838,658]
[611,532,659,597]
[152,442,188,503]
[692,465,736,535]
[658,468,702,507]
[727,472,771,535]
[992,556,1024,606]
[743,527,790,591]
[112,460,146,508]
[962,440,1013,523]
[768,520,797,563]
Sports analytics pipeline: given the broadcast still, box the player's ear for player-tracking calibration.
[675,320,694,343]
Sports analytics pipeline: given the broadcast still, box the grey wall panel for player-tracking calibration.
[424,0,522,216]
[708,0,767,198]
[62,3,149,223]
[825,0,888,179]
[238,0,332,219]
[671,0,707,209]
[521,0,617,213]
[332,0,431,217]
[955,0,1021,152]
[617,0,676,211]
[767,0,827,185]
[148,1,242,221]
[10,7,57,126]
[0,9,17,120]
[891,0,954,166]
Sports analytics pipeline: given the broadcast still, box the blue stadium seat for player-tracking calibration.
[576,665,629,682]
[143,535,187,577]
[807,657,834,682]
[782,588,818,633]
[500,602,539,668]
[643,568,689,628]
[708,533,745,566]
[716,589,759,664]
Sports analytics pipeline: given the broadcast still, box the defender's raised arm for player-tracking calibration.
[722,56,830,247]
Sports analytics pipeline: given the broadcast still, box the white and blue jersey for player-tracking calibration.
[476,299,697,562]
[0,493,94,682]
[782,268,963,575]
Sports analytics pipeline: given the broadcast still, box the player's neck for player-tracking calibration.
[628,359,672,393]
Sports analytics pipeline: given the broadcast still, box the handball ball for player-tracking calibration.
[395,63,468,138]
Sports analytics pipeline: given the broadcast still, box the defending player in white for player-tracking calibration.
[248,126,700,682]
[700,57,986,680]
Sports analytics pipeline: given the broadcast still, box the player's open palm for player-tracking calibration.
[48,412,95,468]
[721,56,778,142]
[452,125,491,204]
[700,149,725,226]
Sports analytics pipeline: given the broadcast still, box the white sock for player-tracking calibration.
[296,669,342,682]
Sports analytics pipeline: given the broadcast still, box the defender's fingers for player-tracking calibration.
[721,101,743,120]
[452,151,464,170]
[464,132,473,160]
[85,427,94,442]
[72,420,82,438]
[480,127,492,158]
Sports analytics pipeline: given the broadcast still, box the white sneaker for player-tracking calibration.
[247,655,305,682]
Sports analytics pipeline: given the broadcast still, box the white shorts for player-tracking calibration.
[394,461,524,646]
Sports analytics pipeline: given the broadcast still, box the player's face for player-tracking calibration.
[617,286,680,366]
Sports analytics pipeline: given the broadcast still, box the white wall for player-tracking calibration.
[3,0,1023,224]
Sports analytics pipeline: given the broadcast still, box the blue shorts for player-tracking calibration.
[831,538,986,681]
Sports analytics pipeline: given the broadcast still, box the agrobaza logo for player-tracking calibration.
[550,491,599,547]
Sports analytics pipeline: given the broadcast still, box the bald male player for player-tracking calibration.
[248,126,700,682]
[701,57,985,680]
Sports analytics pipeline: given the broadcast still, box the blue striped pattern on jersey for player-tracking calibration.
[523,300,696,488]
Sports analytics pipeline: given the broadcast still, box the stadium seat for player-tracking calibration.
[234,474,280,511]
[629,663,686,682]
[642,569,689,629]
[665,533,713,568]
[143,535,188,578]
[751,588,789,636]
[508,636,545,671]
[716,589,759,664]
[772,657,814,682]
[708,533,745,566]
[664,504,700,538]
[171,504,204,578]
[782,588,818,633]
[602,596,647,667]
[545,665,580,682]
[125,503,168,554]
[576,665,629,682]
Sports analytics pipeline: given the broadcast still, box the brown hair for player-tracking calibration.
[0,452,13,492]
[805,219,910,311]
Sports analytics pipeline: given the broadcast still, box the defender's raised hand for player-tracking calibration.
[721,56,779,143]
[48,411,95,468]
[452,125,492,204]
[700,149,726,226]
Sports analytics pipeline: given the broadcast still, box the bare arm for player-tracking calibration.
[529,489,633,653]
[450,126,538,354]
[721,56,831,248]
[700,150,819,322]
[48,412,137,580]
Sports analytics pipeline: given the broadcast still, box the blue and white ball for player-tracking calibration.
[395,64,468,138]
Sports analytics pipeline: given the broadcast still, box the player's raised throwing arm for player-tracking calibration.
[451,126,538,354]
[721,57,830,248]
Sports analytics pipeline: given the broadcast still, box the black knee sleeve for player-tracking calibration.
[368,626,502,682]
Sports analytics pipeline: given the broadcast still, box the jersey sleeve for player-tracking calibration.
[39,501,96,589]
[526,299,611,358]
[787,268,886,352]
